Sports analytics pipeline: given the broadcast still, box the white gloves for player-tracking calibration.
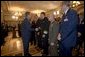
[43,31,48,34]
[42,31,48,38]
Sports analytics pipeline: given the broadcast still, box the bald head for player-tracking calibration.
[48,13,55,22]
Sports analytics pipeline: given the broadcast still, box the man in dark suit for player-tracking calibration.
[58,1,79,56]
[21,12,32,56]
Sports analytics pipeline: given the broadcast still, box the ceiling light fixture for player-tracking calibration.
[31,10,46,17]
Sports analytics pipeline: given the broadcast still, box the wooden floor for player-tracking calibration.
[1,31,84,56]
[1,31,42,56]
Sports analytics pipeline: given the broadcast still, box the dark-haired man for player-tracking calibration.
[21,12,32,56]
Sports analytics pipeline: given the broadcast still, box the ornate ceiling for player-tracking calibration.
[1,1,84,22]
[1,1,84,14]
[1,1,62,13]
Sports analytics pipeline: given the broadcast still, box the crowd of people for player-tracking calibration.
[20,1,84,56]
[1,1,84,56]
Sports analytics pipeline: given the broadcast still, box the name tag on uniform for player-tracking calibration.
[64,17,68,22]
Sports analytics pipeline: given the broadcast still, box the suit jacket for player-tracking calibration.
[59,8,79,48]
[21,18,32,42]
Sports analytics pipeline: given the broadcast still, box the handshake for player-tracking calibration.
[35,27,41,31]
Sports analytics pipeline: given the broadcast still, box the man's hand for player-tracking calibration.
[50,42,54,46]
[35,28,38,31]
[37,32,40,35]
[78,32,81,37]
[57,33,61,41]
[42,34,45,38]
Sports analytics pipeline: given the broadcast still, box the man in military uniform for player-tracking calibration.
[35,12,50,56]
